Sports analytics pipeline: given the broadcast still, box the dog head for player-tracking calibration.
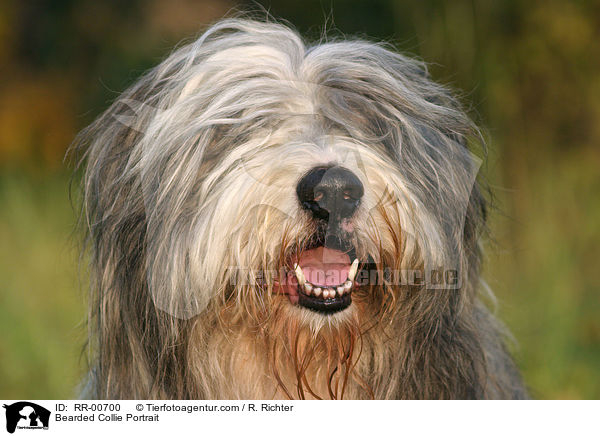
[75,18,488,398]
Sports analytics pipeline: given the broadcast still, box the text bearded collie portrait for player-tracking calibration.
[74,18,528,400]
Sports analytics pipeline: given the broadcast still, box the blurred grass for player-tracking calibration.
[485,148,600,399]
[0,170,86,398]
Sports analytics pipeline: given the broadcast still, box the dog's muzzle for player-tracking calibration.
[276,166,364,314]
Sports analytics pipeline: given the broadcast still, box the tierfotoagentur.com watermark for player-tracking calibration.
[227,266,461,290]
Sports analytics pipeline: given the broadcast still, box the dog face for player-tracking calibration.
[76,19,506,399]
[114,22,483,327]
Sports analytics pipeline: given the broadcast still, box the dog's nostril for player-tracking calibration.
[296,166,364,220]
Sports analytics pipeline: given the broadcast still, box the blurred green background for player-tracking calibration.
[0,0,598,399]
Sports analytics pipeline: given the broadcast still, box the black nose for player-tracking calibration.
[296,166,364,221]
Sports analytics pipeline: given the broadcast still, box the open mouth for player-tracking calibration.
[281,246,359,314]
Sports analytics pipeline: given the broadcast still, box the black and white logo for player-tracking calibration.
[3,402,50,433]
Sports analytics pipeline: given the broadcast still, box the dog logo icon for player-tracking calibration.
[2,402,50,433]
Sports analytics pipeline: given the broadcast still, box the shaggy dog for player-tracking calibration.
[74,18,528,399]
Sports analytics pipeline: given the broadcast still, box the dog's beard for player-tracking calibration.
[245,294,372,400]
[204,195,406,399]
[215,246,398,400]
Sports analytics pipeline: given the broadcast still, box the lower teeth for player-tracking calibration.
[300,283,352,299]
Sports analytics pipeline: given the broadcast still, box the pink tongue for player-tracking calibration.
[297,247,351,286]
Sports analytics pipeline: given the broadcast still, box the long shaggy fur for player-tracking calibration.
[74,18,528,399]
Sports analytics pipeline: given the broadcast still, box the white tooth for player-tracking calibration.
[344,280,353,289]
[348,259,359,281]
[294,263,306,286]
[304,283,313,295]
[322,289,330,299]
[313,287,322,297]
[337,287,344,296]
